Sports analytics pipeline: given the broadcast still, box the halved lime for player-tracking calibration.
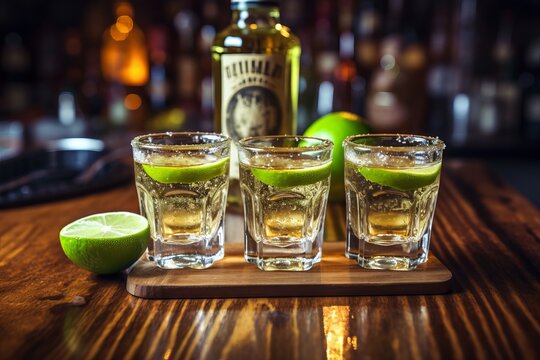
[59,212,149,274]
[358,162,441,191]
[251,161,332,188]
[142,157,229,184]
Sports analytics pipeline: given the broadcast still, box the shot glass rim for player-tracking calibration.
[131,132,231,151]
[343,133,445,152]
[239,135,333,153]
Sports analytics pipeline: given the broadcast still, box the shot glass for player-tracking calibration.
[344,134,445,270]
[131,132,231,269]
[238,136,333,271]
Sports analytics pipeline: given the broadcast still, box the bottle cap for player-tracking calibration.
[231,0,279,10]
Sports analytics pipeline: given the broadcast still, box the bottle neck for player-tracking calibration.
[231,5,280,29]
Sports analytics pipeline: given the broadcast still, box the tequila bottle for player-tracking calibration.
[212,0,301,182]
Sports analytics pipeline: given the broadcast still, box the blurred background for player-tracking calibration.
[0,0,539,204]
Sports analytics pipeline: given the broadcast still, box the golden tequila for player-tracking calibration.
[132,133,230,269]
[238,136,333,271]
[344,135,444,270]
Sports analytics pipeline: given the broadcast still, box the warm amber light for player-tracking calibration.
[110,24,128,41]
[356,41,378,68]
[116,15,133,34]
[121,52,149,85]
[101,4,148,86]
[323,306,352,360]
[249,24,257,30]
[402,45,427,70]
[335,61,357,81]
[124,93,142,110]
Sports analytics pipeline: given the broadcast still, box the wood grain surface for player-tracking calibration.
[127,243,452,298]
[0,160,539,359]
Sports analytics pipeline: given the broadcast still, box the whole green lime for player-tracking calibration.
[59,212,149,274]
[304,112,372,201]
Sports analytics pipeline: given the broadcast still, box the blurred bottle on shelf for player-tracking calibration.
[31,27,87,143]
[492,11,519,139]
[297,33,315,133]
[467,10,519,144]
[332,30,365,116]
[282,0,312,132]
[426,0,455,138]
[337,0,355,33]
[312,0,338,119]
[449,0,477,145]
[520,35,540,142]
[333,0,362,114]
[469,79,500,140]
[365,0,427,133]
[354,0,381,84]
[198,0,220,129]
[0,32,32,118]
[101,1,149,129]
[80,2,108,131]
[35,26,61,117]
[173,6,199,113]
[148,26,169,112]
[366,36,409,133]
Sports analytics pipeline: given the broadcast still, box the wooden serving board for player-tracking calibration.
[126,243,452,299]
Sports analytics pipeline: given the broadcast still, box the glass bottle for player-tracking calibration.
[100,1,149,129]
[212,0,301,181]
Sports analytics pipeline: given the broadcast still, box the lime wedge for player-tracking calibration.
[358,163,441,191]
[252,161,332,188]
[142,157,229,184]
[59,212,149,274]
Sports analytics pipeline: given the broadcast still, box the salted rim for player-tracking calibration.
[131,132,231,151]
[239,135,333,153]
[343,134,445,152]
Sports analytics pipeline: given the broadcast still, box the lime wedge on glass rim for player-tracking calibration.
[59,212,149,274]
[358,162,442,191]
[142,157,229,184]
[251,161,332,188]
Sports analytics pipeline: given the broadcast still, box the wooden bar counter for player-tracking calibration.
[0,160,539,359]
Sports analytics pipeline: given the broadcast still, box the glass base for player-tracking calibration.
[253,233,323,272]
[352,230,430,271]
[154,227,224,270]
[256,256,317,271]
[358,254,427,271]
[156,248,224,269]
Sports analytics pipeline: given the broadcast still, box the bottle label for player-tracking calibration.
[221,54,286,177]
[221,54,286,140]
